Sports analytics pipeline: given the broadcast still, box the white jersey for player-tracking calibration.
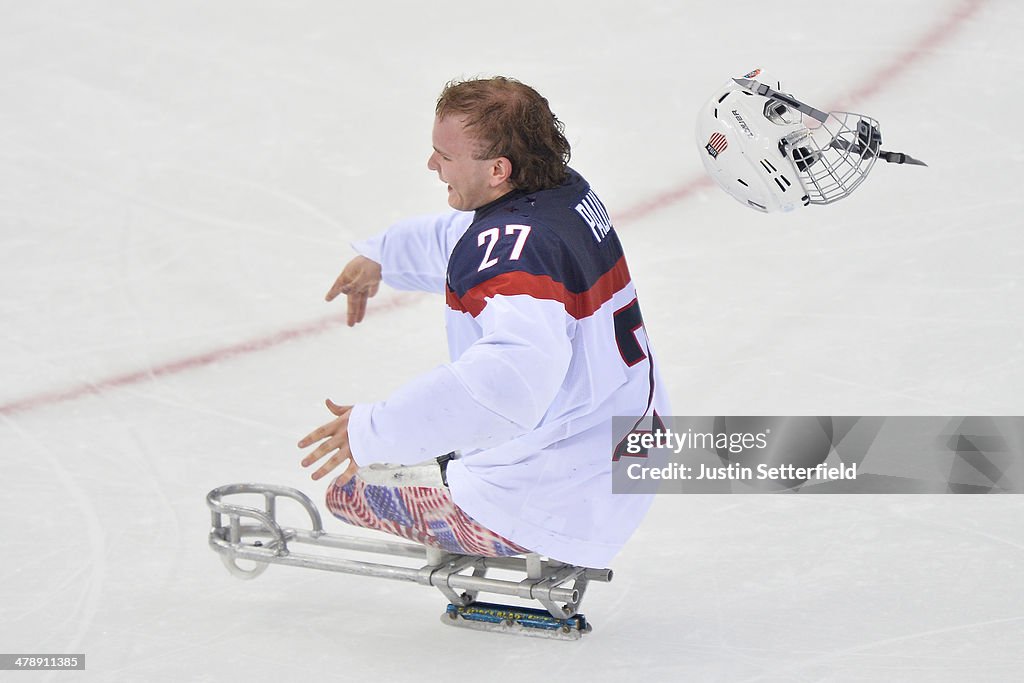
[346,170,670,567]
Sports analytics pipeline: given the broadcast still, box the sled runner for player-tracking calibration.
[207,483,612,640]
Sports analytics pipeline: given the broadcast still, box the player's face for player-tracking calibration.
[427,115,510,211]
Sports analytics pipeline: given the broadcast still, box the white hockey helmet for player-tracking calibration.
[696,68,915,213]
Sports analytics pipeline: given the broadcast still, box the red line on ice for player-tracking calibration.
[0,0,987,417]
[0,296,418,416]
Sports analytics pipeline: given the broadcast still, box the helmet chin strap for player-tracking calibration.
[878,151,927,166]
[734,77,928,167]
[831,140,929,166]
[826,119,929,167]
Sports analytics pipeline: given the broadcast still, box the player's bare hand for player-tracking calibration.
[298,399,359,483]
[326,255,382,327]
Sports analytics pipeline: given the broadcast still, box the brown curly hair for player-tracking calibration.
[435,77,571,193]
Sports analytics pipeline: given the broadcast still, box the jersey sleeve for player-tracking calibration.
[346,294,573,465]
[351,210,473,293]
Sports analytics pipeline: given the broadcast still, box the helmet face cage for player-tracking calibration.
[782,110,882,205]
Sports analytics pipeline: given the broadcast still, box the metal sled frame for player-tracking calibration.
[207,483,612,639]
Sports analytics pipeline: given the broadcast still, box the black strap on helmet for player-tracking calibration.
[733,77,830,123]
[829,130,928,167]
[878,151,927,166]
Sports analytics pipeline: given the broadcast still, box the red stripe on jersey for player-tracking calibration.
[447,256,632,320]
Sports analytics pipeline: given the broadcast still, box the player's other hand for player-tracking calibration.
[298,399,359,484]
[326,255,382,327]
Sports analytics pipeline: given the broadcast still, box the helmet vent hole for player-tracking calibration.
[747,200,767,211]
[737,178,749,187]
[760,159,778,173]
[717,92,730,104]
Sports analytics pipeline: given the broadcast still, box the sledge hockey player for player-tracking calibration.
[297,76,670,570]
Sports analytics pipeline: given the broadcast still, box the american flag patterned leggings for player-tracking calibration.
[325,474,528,557]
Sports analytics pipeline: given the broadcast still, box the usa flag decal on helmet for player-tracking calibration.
[705,132,728,158]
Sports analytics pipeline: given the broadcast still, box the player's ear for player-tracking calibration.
[489,157,513,187]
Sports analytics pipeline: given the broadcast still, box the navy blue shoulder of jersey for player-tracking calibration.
[446,169,626,299]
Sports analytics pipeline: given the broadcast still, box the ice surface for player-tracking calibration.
[1,1,1022,680]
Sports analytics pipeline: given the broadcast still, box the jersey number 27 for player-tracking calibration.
[477,225,531,271]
